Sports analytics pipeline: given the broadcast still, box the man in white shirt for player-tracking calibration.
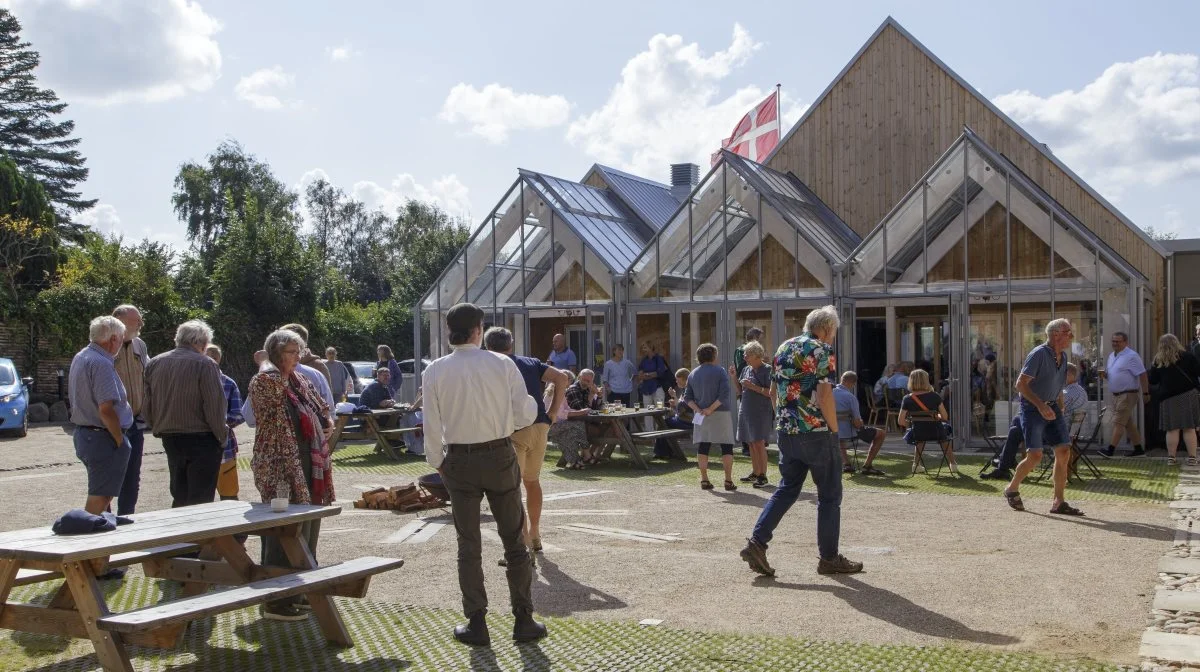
[422,303,545,647]
[1099,331,1148,458]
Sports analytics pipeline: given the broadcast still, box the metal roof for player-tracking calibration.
[764,16,1166,260]
[589,165,684,231]
[720,150,862,262]
[519,169,653,274]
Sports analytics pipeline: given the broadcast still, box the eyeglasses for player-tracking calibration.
[281,348,301,356]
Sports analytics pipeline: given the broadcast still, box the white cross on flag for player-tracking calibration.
[711,89,780,166]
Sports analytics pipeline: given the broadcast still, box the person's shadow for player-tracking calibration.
[752,574,1018,645]
[1026,511,1177,541]
[533,556,627,616]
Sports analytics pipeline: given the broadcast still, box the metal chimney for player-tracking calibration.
[670,163,699,199]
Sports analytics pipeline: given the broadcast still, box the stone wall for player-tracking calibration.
[0,320,74,399]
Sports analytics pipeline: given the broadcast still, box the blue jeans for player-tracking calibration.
[1020,401,1067,451]
[996,415,1024,470]
[117,424,144,515]
[751,431,843,560]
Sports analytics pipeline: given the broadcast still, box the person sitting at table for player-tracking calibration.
[897,368,958,475]
[548,371,591,469]
[250,328,335,622]
[684,343,736,491]
[564,369,604,464]
[654,368,694,460]
[360,366,402,432]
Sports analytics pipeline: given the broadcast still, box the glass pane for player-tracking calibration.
[466,217,493,305]
[654,202,693,302]
[551,211,586,303]
[490,187,525,307]
[588,310,608,372]
[896,305,949,383]
[724,167,758,300]
[584,246,613,303]
[734,310,775,363]
[883,188,928,292]
[689,166,728,301]
[968,301,1006,436]
[1008,179,1053,284]
[505,311,527,357]
[783,308,807,343]
[761,205,798,297]
[438,256,466,308]
[681,310,717,369]
[523,188,555,305]
[529,308,585,369]
[635,311,671,370]
[963,146,1008,286]
[629,241,658,301]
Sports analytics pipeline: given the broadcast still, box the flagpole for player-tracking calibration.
[776,82,782,135]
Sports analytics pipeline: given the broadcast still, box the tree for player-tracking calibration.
[172,139,299,276]
[34,232,187,354]
[209,192,320,386]
[304,178,340,268]
[0,213,53,317]
[389,200,470,308]
[1144,225,1179,242]
[0,9,94,213]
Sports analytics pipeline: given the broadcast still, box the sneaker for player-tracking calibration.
[911,462,926,474]
[817,554,864,575]
[948,463,959,475]
[860,466,886,476]
[1097,446,1115,459]
[739,538,775,576]
[842,464,857,474]
[752,475,769,488]
[1128,447,1146,458]
[1168,456,1179,466]
[739,473,757,483]
[262,604,309,621]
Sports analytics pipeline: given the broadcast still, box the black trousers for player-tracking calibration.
[161,433,222,508]
[441,439,534,618]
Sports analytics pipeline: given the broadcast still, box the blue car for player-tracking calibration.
[0,358,30,437]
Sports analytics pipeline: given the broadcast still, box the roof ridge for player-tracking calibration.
[764,15,1166,259]
[594,164,673,190]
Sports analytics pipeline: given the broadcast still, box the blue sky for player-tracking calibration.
[4,0,1199,249]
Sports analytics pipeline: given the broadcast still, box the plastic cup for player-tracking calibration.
[271,498,288,513]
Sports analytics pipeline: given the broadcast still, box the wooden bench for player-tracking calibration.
[97,556,404,634]
[13,542,199,587]
[630,429,690,443]
[378,427,419,439]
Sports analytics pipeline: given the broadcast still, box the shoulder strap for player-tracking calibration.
[910,394,930,412]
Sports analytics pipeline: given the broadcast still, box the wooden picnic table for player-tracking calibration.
[329,406,417,460]
[0,500,403,672]
[583,408,689,470]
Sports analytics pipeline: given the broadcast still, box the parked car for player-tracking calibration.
[346,359,428,403]
[0,358,31,437]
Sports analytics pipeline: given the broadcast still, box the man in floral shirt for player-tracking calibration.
[740,305,863,577]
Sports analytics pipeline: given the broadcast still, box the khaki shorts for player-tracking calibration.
[1112,391,1139,427]
[510,423,549,480]
[216,459,239,499]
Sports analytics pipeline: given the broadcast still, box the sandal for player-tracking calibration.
[700,480,714,490]
[1168,456,1178,466]
[1004,490,1025,512]
[1049,501,1085,516]
[1189,457,1198,467]
[724,480,738,492]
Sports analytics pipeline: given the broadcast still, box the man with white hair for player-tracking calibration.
[111,304,151,515]
[144,320,228,508]
[740,305,863,578]
[69,316,134,517]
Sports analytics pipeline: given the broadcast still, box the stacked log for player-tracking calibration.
[352,483,446,511]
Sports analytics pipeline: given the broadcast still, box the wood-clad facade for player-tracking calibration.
[767,20,1164,335]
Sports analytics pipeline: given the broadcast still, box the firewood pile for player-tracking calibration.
[353,483,446,511]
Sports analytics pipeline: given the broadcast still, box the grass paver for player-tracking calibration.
[1,578,1124,671]
[297,443,1177,505]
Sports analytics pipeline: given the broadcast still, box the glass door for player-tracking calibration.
[502,308,529,356]
[948,292,970,450]
[631,307,675,370]
[680,304,724,369]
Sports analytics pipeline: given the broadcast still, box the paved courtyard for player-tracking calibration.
[0,425,1174,670]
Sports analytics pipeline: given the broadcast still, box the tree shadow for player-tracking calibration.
[7,579,125,657]
[533,556,627,616]
[1025,511,1177,541]
[751,574,1019,645]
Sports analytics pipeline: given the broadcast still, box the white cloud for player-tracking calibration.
[353,174,471,220]
[296,169,471,222]
[993,52,1200,199]
[1,0,221,105]
[439,83,570,143]
[326,43,358,61]
[235,66,298,110]
[565,24,803,177]
[75,203,120,232]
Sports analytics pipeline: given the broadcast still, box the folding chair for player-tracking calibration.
[905,410,953,477]
[972,403,1004,476]
[1033,409,1103,483]
[866,393,887,427]
[836,412,859,471]
[885,388,904,433]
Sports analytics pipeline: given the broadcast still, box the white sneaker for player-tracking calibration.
[912,462,926,474]
[948,463,959,475]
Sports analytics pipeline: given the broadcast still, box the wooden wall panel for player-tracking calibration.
[725,235,822,291]
[768,23,1165,336]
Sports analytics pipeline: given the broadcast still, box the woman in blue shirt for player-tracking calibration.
[601,345,637,407]
[684,343,736,491]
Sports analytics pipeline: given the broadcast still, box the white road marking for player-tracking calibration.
[351,484,385,491]
[480,527,564,553]
[540,509,630,516]
[342,510,393,516]
[383,519,447,544]
[320,527,366,535]
[0,472,69,482]
[841,546,896,555]
[541,489,614,502]
[557,524,681,543]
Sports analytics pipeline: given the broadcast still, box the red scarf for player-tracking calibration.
[284,374,333,504]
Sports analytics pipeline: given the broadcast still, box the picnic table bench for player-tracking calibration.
[0,500,404,672]
[329,406,414,460]
[584,408,688,469]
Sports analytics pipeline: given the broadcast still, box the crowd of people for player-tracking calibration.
[63,297,1200,646]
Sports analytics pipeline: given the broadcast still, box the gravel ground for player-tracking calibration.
[0,425,1170,666]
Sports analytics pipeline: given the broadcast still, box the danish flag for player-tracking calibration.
[711,89,781,165]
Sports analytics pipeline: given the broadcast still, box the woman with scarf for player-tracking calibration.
[250,328,335,621]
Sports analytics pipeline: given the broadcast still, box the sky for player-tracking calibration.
[3,0,1199,251]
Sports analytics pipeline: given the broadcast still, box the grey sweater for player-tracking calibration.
[684,363,732,413]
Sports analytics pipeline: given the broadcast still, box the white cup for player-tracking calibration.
[271,498,288,513]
